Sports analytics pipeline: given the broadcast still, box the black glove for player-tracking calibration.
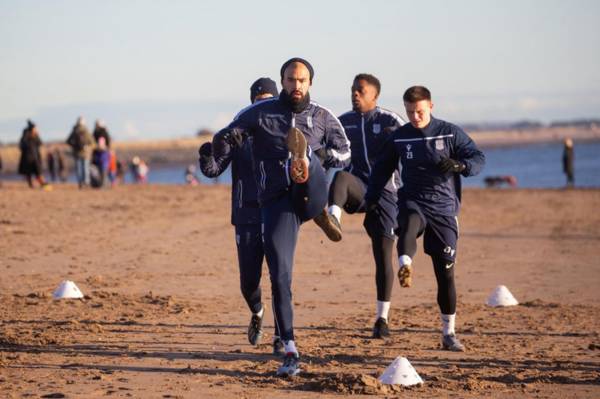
[438,157,466,174]
[222,130,245,147]
[198,142,212,158]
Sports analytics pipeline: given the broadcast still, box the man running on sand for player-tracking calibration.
[366,85,485,351]
[199,77,285,354]
[313,73,406,338]
[211,58,350,376]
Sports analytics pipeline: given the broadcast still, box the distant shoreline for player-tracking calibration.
[1,126,599,173]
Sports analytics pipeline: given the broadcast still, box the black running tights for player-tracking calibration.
[329,171,364,212]
[371,234,396,301]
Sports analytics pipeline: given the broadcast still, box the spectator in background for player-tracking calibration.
[67,116,94,188]
[184,164,199,185]
[130,156,149,183]
[562,138,574,187]
[18,120,49,189]
[47,146,66,182]
[93,119,112,148]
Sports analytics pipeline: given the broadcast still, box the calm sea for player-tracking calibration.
[4,140,599,189]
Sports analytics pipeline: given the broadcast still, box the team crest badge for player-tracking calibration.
[307,116,313,128]
[435,139,444,150]
[372,124,381,134]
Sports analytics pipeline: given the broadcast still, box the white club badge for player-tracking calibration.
[372,123,381,134]
[406,144,413,159]
[435,139,445,150]
[307,116,313,128]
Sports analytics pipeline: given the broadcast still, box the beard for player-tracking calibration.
[280,89,311,113]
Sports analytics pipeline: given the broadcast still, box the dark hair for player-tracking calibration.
[403,86,431,103]
[354,74,381,96]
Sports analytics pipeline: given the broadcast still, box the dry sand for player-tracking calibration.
[1,183,599,398]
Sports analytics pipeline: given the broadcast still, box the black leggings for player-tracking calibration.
[330,171,395,301]
[371,234,396,301]
[397,210,456,314]
[329,171,364,213]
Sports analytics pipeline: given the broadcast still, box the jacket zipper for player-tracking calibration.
[237,180,243,208]
[361,115,371,174]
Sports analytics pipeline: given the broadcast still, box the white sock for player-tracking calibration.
[284,340,298,355]
[376,300,391,321]
[399,255,412,267]
[254,306,264,319]
[441,313,456,336]
[328,205,342,222]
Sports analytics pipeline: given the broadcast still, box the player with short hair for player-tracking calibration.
[313,73,406,338]
[366,85,485,351]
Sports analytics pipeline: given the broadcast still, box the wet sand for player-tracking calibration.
[1,183,599,398]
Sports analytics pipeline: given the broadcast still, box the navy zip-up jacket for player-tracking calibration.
[339,106,405,193]
[366,116,485,217]
[223,96,351,204]
[199,133,261,226]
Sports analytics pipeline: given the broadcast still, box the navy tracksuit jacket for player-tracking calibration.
[338,107,405,238]
[366,116,485,218]
[199,137,266,319]
[217,95,350,342]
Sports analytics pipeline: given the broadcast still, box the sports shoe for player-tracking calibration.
[442,334,466,352]
[313,209,342,242]
[398,264,412,288]
[272,336,285,355]
[247,313,263,346]
[276,352,300,377]
[372,317,390,339]
[286,127,309,184]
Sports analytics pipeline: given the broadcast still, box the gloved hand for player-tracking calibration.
[438,157,466,174]
[222,130,245,147]
[198,142,212,158]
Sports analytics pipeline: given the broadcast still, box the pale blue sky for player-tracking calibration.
[1,0,599,142]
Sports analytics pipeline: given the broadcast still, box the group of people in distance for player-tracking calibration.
[198,57,486,377]
[15,117,134,189]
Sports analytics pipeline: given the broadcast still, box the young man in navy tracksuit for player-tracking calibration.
[198,78,285,354]
[212,58,350,376]
[313,74,405,339]
[366,86,485,351]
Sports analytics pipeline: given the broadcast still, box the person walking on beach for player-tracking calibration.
[313,73,406,338]
[562,138,574,187]
[198,77,284,354]
[18,120,49,189]
[366,86,485,352]
[47,146,66,182]
[210,58,350,377]
[66,116,94,188]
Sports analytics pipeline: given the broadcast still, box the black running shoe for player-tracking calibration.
[442,334,466,352]
[276,352,300,377]
[372,317,390,339]
[247,313,263,346]
[272,336,285,355]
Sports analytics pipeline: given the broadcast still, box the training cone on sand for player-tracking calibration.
[53,280,84,299]
[378,356,423,386]
[486,285,518,307]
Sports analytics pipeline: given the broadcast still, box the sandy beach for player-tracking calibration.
[0,183,599,398]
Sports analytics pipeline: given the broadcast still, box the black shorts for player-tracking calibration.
[399,200,458,261]
[344,178,398,240]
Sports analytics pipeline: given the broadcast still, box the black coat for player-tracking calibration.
[18,131,43,176]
